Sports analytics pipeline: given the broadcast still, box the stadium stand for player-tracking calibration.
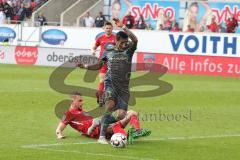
[31,0,78,26]
[60,0,103,26]
[0,0,48,23]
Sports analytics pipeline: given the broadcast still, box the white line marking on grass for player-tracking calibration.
[21,134,240,160]
[22,142,98,148]
[22,134,240,148]
[137,134,240,142]
[25,147,156,160]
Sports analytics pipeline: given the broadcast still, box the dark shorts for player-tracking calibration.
[104,81,129,111]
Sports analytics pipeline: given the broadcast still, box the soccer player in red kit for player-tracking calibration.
[55,92,151,143]
[92,22,116,106]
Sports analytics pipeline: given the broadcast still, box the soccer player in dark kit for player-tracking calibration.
[78,18,150,144]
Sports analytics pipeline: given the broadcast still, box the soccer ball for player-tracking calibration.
[110,133,127,148]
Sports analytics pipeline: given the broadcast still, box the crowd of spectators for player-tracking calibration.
[0,0,238,33]
[155,12,238,33]
[83,10,239,34]
[0,0,47,24]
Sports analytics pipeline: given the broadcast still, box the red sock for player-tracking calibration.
[98,82,104,92]
[130,115,140,130]
[112,122,127,137]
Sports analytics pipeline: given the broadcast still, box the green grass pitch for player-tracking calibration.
[0,64,240,160]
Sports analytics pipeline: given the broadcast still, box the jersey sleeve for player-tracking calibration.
[130,41,137,52]
[61,111,74,125]
[95,37,101,47]
[126,41,137,57]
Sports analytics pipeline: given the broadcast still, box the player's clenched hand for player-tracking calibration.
[76,63,84,68]
[113,18,123,28]
[91,49,96,57]
[56,132,66,139]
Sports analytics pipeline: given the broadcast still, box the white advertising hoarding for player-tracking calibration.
[1,25,240,58]
[0,46,137,68]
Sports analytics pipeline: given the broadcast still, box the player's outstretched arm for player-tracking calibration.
[122,25,138,45]
[91,45,98,56]
[77,60,104,70]
[113,18,138,45]
[56,122,67,139]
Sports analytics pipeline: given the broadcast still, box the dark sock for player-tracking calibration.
[99,112,117,137]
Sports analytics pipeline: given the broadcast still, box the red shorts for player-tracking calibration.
[89,125,113,139]
[99,63,107,74]
[80,120,100,138]
[88,126,100,138]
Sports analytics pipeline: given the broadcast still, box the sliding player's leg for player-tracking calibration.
[87,118,101,136]
[116,110,151,143]
[98,99,117,144]
[126,111,151,140]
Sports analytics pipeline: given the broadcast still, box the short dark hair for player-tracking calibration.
[116,31,128,41]
[104,21,113,26]
[70,92,82,96]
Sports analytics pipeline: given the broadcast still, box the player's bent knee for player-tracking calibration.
[127,110,137,117]
[117,110,127,120]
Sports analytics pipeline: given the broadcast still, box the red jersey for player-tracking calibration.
[95,34,116,59]
[208,21,219,32]
[122,15,135,29]
[187,28,195,32]
[165,19,172,29]
[171,26,181,32]
[61,108,100,138]
[226,18,238,33]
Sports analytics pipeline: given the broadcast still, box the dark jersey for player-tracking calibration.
[101,43,137,94]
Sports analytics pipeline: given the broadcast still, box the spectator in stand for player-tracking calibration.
[83,11,94,27]
[95,11,105,28]
[145,23,153,30]
[186,24,194,32]
[37,12,46,26]
[23,0,32,18]
[163,14,172,30]
[2,0,14,22]
[0,7,6,24]
[171,22,181,32]
[0,0,47,23]
[12,1,20,14]
[122,11,135,29]
[31,0,37,10]
[218,22,226,33]
[158,24,164,30]
[134,14,146,29]
[225,14,238,33]
[17,3,26,21]
[6,0,12,7]
[207,16,219,32]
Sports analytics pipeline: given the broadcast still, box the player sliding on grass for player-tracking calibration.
[55,92,150,144]
[78,18,143,144]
